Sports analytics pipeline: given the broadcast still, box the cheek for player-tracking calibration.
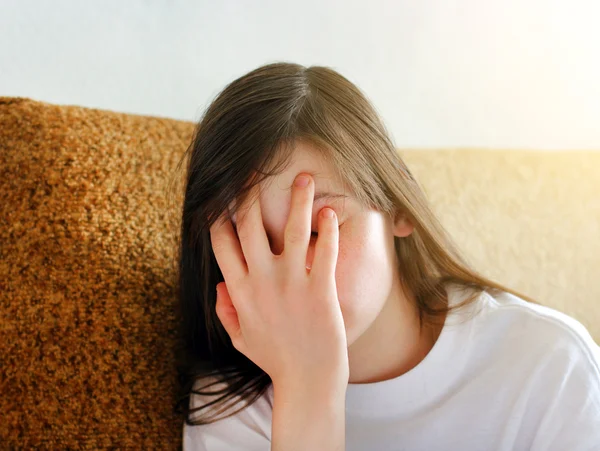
[334,221,396,310]
[332,222,397,343]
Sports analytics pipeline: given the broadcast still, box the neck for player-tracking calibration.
[347,277,440,384]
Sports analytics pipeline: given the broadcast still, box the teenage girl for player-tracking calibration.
[174,62,600,451]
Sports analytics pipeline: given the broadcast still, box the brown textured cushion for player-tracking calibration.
[0,97,192,449]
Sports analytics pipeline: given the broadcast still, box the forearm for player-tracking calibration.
[271,379,347,451]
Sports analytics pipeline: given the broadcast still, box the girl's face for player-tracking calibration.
[230,141,414,346]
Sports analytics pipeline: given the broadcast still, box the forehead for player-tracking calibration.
[264,140,346,194]
[229,141,352,224]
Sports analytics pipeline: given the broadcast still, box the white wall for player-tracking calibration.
[1,0,599,150]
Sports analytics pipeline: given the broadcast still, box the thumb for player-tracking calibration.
[215,282,245,353]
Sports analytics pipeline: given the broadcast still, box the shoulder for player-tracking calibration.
[465,288,600,404]
[478,289,600,371]
[475,290,600,449]
[183,377,273,451]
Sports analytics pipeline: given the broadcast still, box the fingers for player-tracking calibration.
[283,173,314,271]
[309,207,339,286]
[215,282,246,353]
[235,183,272,272]
[210,210,247,285]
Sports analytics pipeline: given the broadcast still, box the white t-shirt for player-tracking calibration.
[183,283,600,450]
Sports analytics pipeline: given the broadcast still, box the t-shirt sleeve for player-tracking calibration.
[530,321,600,450]
[182,382,273,451]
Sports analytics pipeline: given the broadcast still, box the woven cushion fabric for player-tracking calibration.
[0,97,191,449]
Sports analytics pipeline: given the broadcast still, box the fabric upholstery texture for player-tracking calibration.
[1,96,598,449]
[400,147,600,339]
[1,97,190,449]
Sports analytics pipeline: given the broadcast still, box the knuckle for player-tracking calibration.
[285,226,306,244]
[292,180,312,205]
[213,235,233,252]
[211,240,225,255]
[320,240,337,255]
[236,230,249,243]
[319,234,337,252]
[236,223,252,241]
[296,193,312,211]
[321,219,337,236]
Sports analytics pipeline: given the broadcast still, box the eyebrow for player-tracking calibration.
[313,192,349,202]
[286,170,349,202]
[229,191,348,226]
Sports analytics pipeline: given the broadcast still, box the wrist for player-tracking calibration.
[271,376,346,451]
[272,372,348,403]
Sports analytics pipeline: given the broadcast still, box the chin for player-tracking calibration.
[341,293,389,348]
[341,311,371,348]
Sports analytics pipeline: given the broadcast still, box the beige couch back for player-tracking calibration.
[401,149,600,343]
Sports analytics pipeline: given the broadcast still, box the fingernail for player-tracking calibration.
[295,175,310,187]
[322,208,334,218]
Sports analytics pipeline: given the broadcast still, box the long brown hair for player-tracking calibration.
[171,61,537,426]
